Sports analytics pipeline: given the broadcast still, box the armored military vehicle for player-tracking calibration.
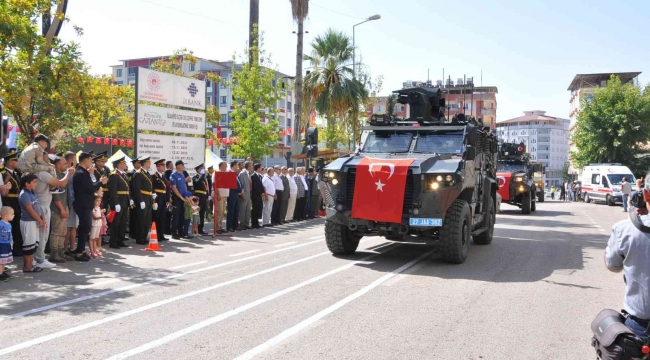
[496,142,537,214]
[320,87,498,264]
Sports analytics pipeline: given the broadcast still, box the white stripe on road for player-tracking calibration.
[229,250,260,257]
[274,242,296,248]
[234,249,435,360]
[0,239,323,323]
[169,261,208,270]
[105,245,399,360]
[309,236,324,240]
[0,250,339,357]
[77,279,123,290]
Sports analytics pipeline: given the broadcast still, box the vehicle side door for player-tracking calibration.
[591,173,601,198]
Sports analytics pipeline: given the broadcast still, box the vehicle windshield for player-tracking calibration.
[362,132,413,153]
[497,161,527,172]
[607,174,635,186]
[414,130,464,154]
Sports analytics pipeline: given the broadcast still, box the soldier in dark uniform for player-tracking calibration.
[108,157,131,249]
[132,156,153,245]
[164,160,174,235]
[93,152,111,209]
[192,163,209,235]
[1,151,22,256]
[128,157,142,240]
[152,159,169,242]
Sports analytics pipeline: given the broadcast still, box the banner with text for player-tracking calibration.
[137,104,205,135]
[136,67,206,110]
[137,133,204,170]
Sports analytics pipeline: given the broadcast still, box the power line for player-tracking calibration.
[310,2,365,20]
[137,0,241,26]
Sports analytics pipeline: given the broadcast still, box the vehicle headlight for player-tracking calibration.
[331,178,339,186]
[515,176,523,182]
[426,174,456,191]
[518,185,525,192]
[327,171,336,178]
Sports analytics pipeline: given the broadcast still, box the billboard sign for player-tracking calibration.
[137,104,205,135]
[136,67,206,110]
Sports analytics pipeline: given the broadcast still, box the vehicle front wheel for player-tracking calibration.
[606,195,615,206]
[440,199,471,264]
[521,194,532,214]
[325,220,361,255]
[538,192,545,202]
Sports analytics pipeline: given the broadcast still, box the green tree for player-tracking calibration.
[289,0,309,144]
[227,28,283,160]
[561,162,573,182]
[570,75,650,174]
[386,93,397,116]
[303,29,367,149]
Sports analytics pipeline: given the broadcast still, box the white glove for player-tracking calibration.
[207,196,212,201]
[130,199,135,207]
[200,169,205,175]
[115,204,121,213]
[153,203,158,211]
[140,201,145,209]
[152,193,157,200]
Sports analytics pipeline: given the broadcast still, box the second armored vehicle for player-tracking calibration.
[496,142,537,214]
[320,87,498,264]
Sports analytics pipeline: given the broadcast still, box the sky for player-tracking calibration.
[56,0,649,122]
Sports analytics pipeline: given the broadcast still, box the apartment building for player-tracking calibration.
[496,110,570,187]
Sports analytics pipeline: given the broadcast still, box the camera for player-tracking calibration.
[631,190,646,209]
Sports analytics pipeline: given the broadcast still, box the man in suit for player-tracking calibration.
[108,157,132,249]
[132,156,153,244]
[163,160,174,235]
[192,163,209,235]
[279,166,291,224]
[238,161,252,230]
[307,168,321,218]
[73,152,106,259]
[226,161,243,232]
[251,163,264,229]
[293,167,308,221]
[152,159,169,241]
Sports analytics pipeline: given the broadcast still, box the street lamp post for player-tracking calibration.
[352,14,380,151]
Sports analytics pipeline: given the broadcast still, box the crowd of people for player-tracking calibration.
[0,136,325,280]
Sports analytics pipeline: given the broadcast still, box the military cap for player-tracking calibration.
[194,163,204,171]
[8,148,17,154]
[93,151,109,162]
[55,152,63,157]
[207,165,214,170]
[88,150,95,155]
[154,158,166,166]
[48,154,61,164]
[3,152,18,162]
[112,156,126,166]
[138,155,150,163]
[131,157,141,165]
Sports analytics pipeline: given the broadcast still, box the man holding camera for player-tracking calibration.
[605,178,650,340]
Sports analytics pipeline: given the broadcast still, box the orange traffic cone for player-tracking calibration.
[145,222,162,252]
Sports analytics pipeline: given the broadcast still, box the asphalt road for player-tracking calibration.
[0,199,631,359]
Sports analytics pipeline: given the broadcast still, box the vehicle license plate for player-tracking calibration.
[409,218,443,227]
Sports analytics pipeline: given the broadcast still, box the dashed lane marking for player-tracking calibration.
[229,250,260,257]
[274,242,297,248]
[169,261,208,270]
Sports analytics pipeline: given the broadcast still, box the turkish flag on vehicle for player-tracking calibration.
[351,157,415,223]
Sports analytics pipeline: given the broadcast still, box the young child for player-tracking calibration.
[191,196,200,235]
[182,191,193,239]
[89,195,103,258]
[18,134,63,194]
[0,206,15,281]
[19,174,44,273]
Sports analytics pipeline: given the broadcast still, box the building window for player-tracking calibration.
[220,96,227,105]
[220,149,226,158]
[115,80,123,85]
[287,101,292,112]
[206,80,211,88]
[189,63,196,72]
[116,69,123,78]
[221,114,227,123]
[128,67,137,77]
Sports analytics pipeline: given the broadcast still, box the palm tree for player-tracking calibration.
[303,29,367,149]
[289,0,309,144]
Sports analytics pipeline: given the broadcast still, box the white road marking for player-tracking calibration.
[309,236,324,240]
[77,279,122,289]
[0,239,323,322]
[274,242,296,248]
[169,261,208,270]
[229,250,260,257]
[0,250,339,357]
[105,246,400,360]
[234,249,435,360]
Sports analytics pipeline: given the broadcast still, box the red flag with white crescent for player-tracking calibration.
[351,157,415,223]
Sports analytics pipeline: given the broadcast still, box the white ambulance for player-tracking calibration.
[580,163,636,206]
